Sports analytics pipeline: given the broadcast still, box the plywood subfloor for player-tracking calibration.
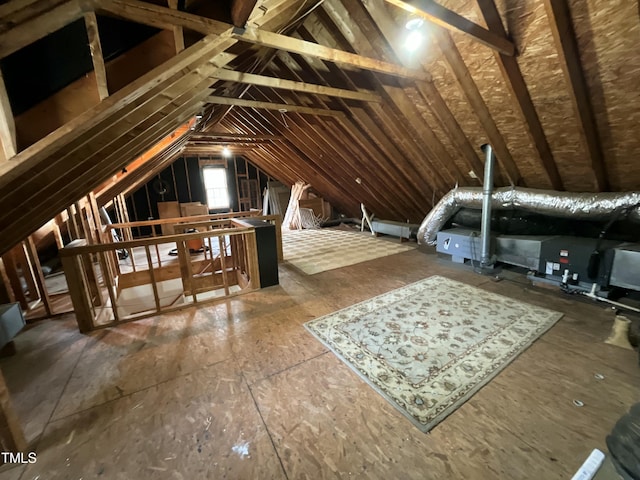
[0,246,638,479]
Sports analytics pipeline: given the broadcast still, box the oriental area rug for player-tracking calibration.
[282,228,414,275]
[304,275,563,432]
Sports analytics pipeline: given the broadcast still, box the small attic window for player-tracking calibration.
[203,167,230,210]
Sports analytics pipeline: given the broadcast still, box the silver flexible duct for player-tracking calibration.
[417,187,640,246]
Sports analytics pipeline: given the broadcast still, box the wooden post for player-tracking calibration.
[60,241,95,333]
[84,12,109,100]
[12,244,37,304]
[24,237,52,316]
[219,236,230,296]
[0,369,27,453]
[144,246,161,312]
[97,251,119,323]
[53,214,65,249]
[81,253,103,307]
[244,230,260,290]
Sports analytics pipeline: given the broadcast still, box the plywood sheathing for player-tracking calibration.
[568,0,640,191]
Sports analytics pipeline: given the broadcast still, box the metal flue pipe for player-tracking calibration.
[480,144,495,267]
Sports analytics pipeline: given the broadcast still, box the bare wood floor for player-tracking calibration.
[0,243,638,479]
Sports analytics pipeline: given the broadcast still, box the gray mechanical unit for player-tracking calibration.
[601,244,640,291]
[436,228,488,263]
[436,228,636,288]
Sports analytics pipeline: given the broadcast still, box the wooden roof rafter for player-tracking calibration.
[231,0,259,28]
[476,0,563,191]
[543,0,608,192]
[355,0,486,185]
[0,33,238,254]
[432,29,523,186]
[263,51,432,215]
[381,0,515,56]
[246,86,422,219]
[310,3,458,192]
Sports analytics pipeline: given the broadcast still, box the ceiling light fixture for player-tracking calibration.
[404,18,425,52]
[222,146,231,158]
[278,108,289,128]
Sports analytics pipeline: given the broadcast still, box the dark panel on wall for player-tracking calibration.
[186,157,206,205]
[173,158,192,204]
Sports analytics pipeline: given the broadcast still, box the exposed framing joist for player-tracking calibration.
[232,26,430,81]
[543,0,608,191]
[207,95,342,117]
[84,11,109,100]
[167,0,185,53]
[382,0,515,56]
[96,0,229,35]
[476,0,563,190]
[190,133,282,142]
[210,68,381,102]
[96,0,427,81]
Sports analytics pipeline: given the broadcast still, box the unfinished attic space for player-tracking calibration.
[1,0,640,477]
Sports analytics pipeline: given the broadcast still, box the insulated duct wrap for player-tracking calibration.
[418,187,640,246]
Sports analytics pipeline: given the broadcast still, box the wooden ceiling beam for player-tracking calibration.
[434,30,522,186]
[543,0,608,191]
[203,0,319,129]
[0,0,85,59]
[206,95,343,117]
[476,0,563,191]
[97,0,430,81]
[84,11,109,100]
[231,26,431,81]
[210,68,381,102]
[96,0,230,35]
[167,0,185,53]
[382,0,515,56]
[231,0,259,28]
[190,133,282,141]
